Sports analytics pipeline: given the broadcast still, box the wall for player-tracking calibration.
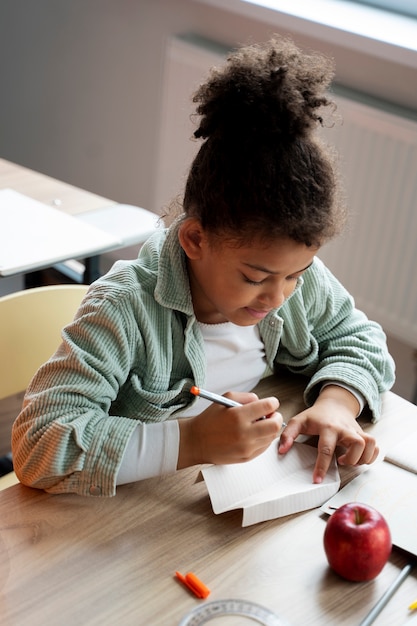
[0,0,415,400]
[1,0,416,209]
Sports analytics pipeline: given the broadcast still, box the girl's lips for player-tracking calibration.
[245,307,271,320]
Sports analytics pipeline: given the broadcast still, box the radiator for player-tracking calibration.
[318,93,417,347]
[154,34,417,347]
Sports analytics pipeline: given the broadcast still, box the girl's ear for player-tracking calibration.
[178,218,207,259]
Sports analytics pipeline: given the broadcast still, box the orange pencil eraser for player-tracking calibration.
[175,571,210,599]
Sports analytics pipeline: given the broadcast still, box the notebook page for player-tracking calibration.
[242,477,340,527]
[202,440,340,523]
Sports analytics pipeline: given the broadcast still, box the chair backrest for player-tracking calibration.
[0,284,88,400]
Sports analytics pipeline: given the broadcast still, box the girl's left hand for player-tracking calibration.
[277,385,379,483]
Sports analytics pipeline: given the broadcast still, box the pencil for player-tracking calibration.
[358,563,414,626]
[190,386,241,408]
[190,385,286,427]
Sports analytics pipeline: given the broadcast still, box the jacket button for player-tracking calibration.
[89,485,101,496]
[269,319,277,327]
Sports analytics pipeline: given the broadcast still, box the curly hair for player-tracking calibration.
[182,36,346,247]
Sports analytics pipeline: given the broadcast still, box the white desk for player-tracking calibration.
[0,159,120,281]
[0,188,122,277]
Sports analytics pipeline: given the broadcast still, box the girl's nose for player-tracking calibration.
[258,287,286,310]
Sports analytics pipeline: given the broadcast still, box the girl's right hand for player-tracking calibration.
[177,392,282,469]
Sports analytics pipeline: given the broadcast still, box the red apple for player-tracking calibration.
[323,502,392,582]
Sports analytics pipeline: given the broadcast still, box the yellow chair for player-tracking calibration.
[0,284,88,489]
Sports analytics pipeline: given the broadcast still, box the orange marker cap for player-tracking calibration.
[175,571,210,599]
[190,386,199,396]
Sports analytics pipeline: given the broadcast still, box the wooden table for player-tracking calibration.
[1,374,416,626]
[0,158,115,217]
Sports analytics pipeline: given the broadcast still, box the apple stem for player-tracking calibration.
[355,508,362,525]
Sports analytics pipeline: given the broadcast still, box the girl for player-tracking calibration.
[12,37,394,496]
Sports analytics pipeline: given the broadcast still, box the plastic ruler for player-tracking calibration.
[178,599,291,625]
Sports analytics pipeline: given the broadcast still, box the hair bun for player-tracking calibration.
[192,37,335,144]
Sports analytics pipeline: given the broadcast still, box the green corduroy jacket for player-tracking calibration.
[12,219,395,496]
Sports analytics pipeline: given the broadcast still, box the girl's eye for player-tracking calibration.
[243,273,302,286]
[243,276,265,286]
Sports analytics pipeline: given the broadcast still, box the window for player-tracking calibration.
[351,0,417,18]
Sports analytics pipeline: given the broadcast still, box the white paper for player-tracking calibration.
[0,188,121,276]
[202,440,340,526]
[321,461,417,557]
[322,430,417,557]
[384,429,417,474]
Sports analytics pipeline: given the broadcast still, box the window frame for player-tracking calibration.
[193,0,417,69]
